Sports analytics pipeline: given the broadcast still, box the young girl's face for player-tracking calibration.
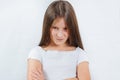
[50,17,69,46]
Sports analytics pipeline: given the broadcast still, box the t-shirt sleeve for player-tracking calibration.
[77,48,89,65]
[27,46,43,62]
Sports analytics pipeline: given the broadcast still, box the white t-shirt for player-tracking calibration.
[28,46,89,80]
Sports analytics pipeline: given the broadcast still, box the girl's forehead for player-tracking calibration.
[52,17,67,27]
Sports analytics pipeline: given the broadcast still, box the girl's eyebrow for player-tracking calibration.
[51,24,67,28]
[51,25,58,28]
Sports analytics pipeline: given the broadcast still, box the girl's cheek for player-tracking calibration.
[64,31,69,36]
[51,30,56,36]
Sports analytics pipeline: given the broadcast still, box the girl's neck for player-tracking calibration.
[48,42,68,47]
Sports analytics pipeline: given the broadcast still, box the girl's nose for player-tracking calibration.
[57,31,63,37]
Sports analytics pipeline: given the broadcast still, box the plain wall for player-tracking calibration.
[0,0,120,80]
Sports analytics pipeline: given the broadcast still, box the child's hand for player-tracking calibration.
[31,69,44,80]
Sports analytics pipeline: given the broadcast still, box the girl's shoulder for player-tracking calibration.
[76,47,86,53]
[27,46,45,61]
[76,47,89,64]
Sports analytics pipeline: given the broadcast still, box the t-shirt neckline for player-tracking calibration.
[38,46,79,53]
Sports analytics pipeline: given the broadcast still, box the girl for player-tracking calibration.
[27,0,91,80]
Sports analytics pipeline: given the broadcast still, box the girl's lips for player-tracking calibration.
[56,38,63,40]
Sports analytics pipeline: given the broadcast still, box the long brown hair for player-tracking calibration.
[39,0,84,50]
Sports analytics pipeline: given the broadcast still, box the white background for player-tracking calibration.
[0,0,120,80]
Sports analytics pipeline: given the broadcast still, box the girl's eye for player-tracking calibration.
[52,27,58,30]
[64,27,68,30]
